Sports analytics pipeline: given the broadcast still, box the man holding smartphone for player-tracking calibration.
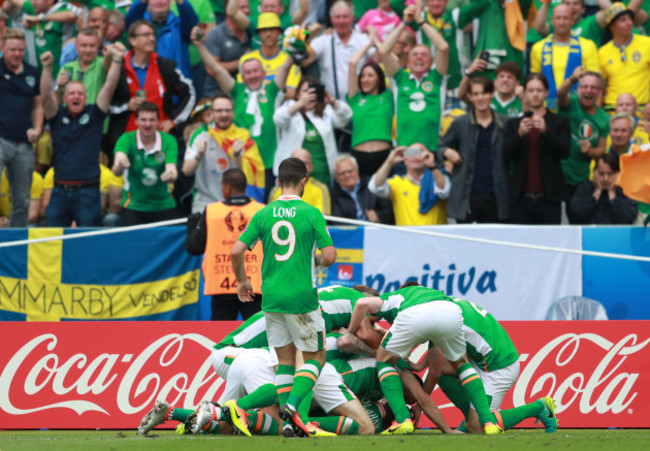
[503,73,571,225]
[369,144,450,225]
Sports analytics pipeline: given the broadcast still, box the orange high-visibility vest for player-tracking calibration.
[202,200,264,295]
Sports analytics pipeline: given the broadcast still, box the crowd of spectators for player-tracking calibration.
[1,0,649,229]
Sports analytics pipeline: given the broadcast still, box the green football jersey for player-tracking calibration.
[394,68,444,151]
[377,285,452,324]
[490,96,522,118]
[347,89,394,148]
[330,357,383,401]
[457,0,532,80]
[232,80,281,168]
[214,311,269,350]
[360,398,386,434]
[558,94,610,186]
[420,10,461,90]
[452,298,519,371]
[318,285,365,332]
[238,195,334,314]
[26,1,76,79]
[114,131,178,212]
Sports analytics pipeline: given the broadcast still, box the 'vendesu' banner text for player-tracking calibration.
[0,321,647,429]
[0,228,202,321]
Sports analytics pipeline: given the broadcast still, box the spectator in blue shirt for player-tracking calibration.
[125,0,198,80]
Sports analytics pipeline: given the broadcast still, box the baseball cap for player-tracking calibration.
[256,12,282,31]
[604,2,634,26]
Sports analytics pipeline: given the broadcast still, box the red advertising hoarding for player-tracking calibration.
[1,321,648,429]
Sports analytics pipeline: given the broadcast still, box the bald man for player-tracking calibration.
[269,149,331,215]
[530,3,600,110]
[614,93,650,146]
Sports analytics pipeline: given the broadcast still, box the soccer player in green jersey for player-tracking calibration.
[232,157,337,437]
[348,285,503,435]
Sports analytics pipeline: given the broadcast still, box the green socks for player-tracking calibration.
[377,361,411,423]
[276,364,295,407]
[287,360,322,408]
[309,416,360,435]
[237,383,278,411]
[247,410,279,435]
[496,402,544,430]
[168,407,194,422]
[437,374,471,420]
[457,363,496,427]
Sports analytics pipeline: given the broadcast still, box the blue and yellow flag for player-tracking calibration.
[316,227,364,288]
[0,227,202,321]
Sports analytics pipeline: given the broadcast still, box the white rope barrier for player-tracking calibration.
[0,218,188,248]
[323,215,650,263]
[0,214,648,263]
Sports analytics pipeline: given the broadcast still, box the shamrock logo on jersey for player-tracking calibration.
[25,76,35,88]
[421,81,433,93]
[154,151,166,163]
[79,114,89,125]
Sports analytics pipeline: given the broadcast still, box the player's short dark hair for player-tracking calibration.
[135,101,159,118]
[399,281,421,289]
[495,61,522,81]
[278,157,308,188]
[222,168,247,193]
[597,153,620,172]
[469,76,494,94]
[524,73,549,91]
[353,284,380,296]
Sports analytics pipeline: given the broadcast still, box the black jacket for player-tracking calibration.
[503,110,571,203]
[568,181,638,224]
[330,176,394,225]
[108,54,195,142]
[437,110,509,220]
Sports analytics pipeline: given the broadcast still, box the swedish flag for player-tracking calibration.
[0,227,202,321]
[316,227,364,287]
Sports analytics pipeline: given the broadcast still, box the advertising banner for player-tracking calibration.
[1,321,647,429]
[0,228,202,321]
[362,226,583,320]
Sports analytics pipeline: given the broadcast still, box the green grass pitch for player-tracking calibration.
[1,429,649,451]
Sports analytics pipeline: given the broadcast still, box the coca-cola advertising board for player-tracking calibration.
[1,321,648,429]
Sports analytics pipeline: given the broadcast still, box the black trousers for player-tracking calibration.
[456,193,502,224]
[510,195,562,225]
[211,293,262,321]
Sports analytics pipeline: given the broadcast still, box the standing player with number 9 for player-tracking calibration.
[231,157,337,437]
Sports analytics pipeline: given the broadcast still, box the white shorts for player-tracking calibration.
[312,362,356,413]
[471,360,521,411]
[264,309,326,352]
[382,301,465,362]
[210,346,247,380]
[218,348,277,403]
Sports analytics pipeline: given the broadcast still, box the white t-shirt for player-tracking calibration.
[310,30,374,100]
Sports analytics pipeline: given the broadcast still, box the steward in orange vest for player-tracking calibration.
[186,168,264,320]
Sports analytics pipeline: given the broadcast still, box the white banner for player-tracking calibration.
[362,225,582,320]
